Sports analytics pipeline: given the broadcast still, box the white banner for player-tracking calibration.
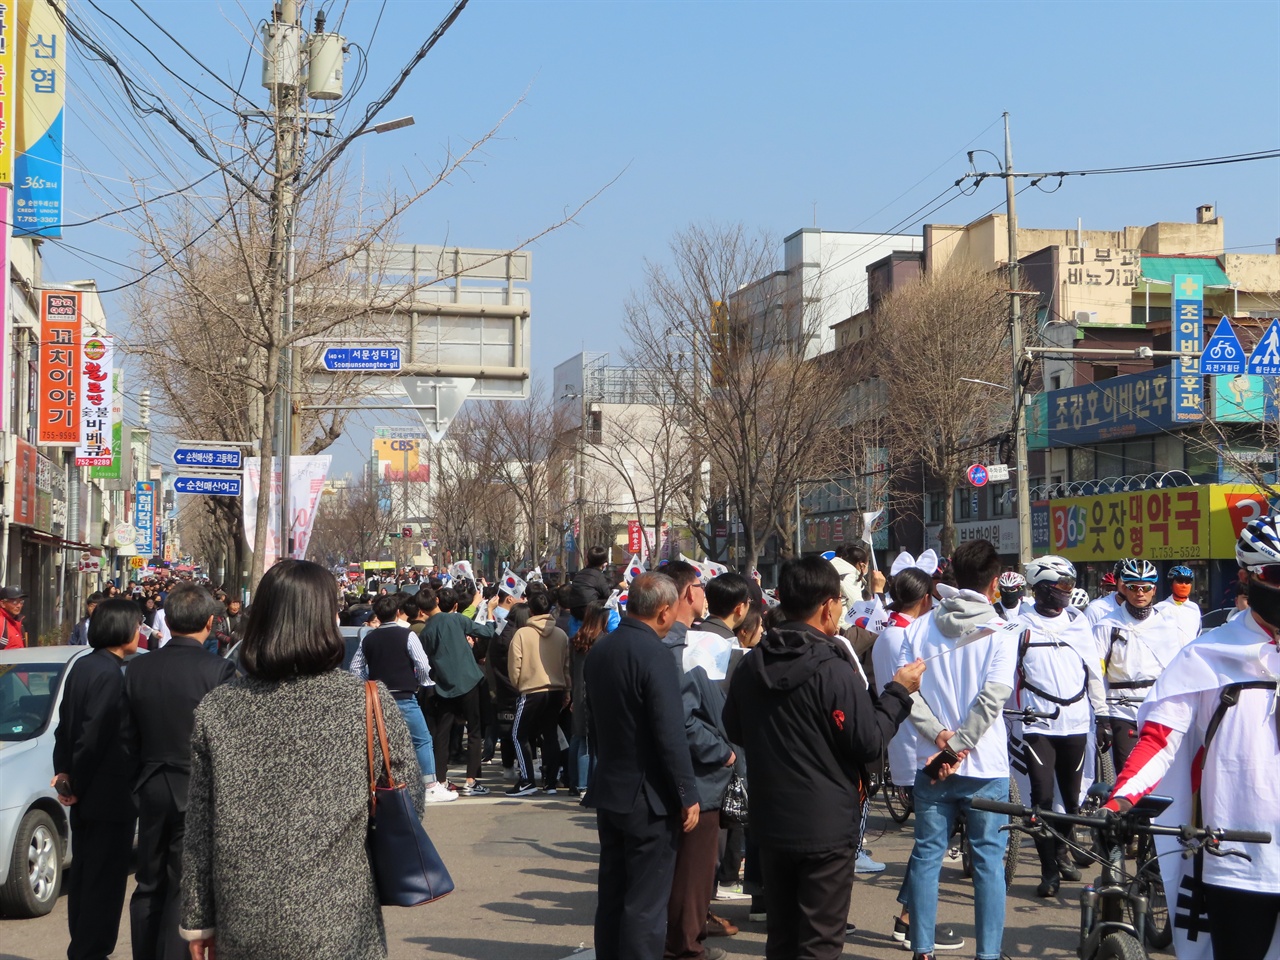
[243,456,332,567]
[74,335,113,466]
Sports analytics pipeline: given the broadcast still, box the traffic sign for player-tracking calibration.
[174,475,242,497]
[402,376,475,443]
[173,447,243,470]
[1247,319,1280,376]
[966,463,989,487]
[322,347,401,372]
[985,464,1010,483]
[1199,317,1246,375]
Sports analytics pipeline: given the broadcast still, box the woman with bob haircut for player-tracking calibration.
[180,560,424,960]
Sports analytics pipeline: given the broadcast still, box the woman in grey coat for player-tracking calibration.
[181,559,424,960]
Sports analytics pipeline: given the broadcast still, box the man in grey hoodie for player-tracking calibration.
[896,538,1015,960]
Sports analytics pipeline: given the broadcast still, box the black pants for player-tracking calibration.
[1204,883,1280,960]
[595,805,681,960]
[1108,718,1140,773]
[429,684,483,782]
[513,690,563,788]
[1024,732,1087,873]
[67,811,135,960]
[718,824,744,886]
[130,775,188,960]
[758,843,858,960]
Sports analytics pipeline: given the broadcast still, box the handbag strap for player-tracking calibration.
[365,682,400,808]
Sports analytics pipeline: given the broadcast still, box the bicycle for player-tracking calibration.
[971,789,1271,960]
[881,752,914,824]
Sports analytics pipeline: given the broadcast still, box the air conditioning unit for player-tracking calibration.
[1073,311,1097,325]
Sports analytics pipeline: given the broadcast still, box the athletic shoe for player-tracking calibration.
[845,922,857,936]
[544,786,558,796]
[715,883,751,901]
[506,780,538,797]
[855,850,886,874]
[567,787,582,798]
[457,782,489,797]
[424,783,457,803]
[898,921,964,951]
[703,948,729,960]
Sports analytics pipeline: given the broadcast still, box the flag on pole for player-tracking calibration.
[703,557,729,577]
[448,560,474,581]
[679,553,712,583]
[500,569,527,599]
[623,554,645,584]
[527,566,544,583]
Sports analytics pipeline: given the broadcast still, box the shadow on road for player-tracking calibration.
[405,936,589,960]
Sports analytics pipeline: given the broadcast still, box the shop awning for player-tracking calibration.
[1139,256,1231,288]
[21,529,97,551]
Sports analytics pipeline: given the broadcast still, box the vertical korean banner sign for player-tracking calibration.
[1171,273,1204,422]
[0,186,9,434]
[89,371,122,479]
[74,336,112,465]
[134,481,154,555]
[37,289,79,444]
[242,456,332,567]
[14,0,63,237]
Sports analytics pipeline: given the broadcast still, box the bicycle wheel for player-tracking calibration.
[885,781,914,824]
[1136,841,1171,950]
[1095,931,1146,960]
[1003,776,1021,887]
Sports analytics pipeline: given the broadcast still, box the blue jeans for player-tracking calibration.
[907,772,1009,959]
[568,734,594,791]
[393,696,435,781]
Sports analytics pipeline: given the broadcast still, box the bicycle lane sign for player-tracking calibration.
[1247,318,1280,376]
[1199,317,1246,375]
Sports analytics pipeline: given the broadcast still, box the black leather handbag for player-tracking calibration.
[365,682,454,906]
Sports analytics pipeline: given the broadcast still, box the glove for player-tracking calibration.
[1095,718,1114,753]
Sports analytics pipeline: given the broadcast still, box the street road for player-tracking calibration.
[0,788,1153,960]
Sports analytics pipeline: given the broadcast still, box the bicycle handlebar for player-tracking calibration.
[1003,706,1061,721]
[969,798,1272,846]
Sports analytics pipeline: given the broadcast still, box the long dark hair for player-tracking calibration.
[573,600,610,653]
[889,567,934,613]
[240,560,344,681]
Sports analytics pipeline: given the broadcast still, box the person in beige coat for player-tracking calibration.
[506,582,571,796]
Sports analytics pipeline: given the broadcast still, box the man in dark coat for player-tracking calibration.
[585,572,700,960]
[52,598,141,960]
[124,583,236,960]
[567,545,613,609]
[723,556,925,960]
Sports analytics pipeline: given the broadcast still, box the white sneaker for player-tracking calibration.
[425,782,457,803]
[715,883,751,901]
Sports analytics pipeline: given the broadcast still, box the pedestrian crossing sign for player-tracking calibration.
[1246,319,1280,376]
[1199,317,1246,375]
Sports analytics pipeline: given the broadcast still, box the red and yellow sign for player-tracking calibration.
[37,289,80,445]
[1047,484,1268,562]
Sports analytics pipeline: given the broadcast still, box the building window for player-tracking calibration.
[1049,373,1062,391]
[956,488,973,520]
[991,482,1009,516]
[587,409,603,444]
[1093,365,1119,383]
[929,490,945,523]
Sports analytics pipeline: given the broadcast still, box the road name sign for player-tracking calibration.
[323,346,402,372]
[1199,317,1246,375]
[1246,319,1280,377]
[173,447,243,470]
[174,475,242,497]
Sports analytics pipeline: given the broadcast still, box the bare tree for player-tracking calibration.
[308,477,399,570]
[624,222,862,574]
[876,268,1015,556]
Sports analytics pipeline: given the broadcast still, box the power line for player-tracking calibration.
[959,148,1280,186]
[126,0,247,101]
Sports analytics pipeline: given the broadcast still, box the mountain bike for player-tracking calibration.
[972,789,1271,959]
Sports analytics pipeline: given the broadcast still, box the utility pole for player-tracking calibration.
[1004,112,1033,568]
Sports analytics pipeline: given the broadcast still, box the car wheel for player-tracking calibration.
[0,809,63,917]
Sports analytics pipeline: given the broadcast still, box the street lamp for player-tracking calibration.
[366,115,415,136]
[960,377,1011,392]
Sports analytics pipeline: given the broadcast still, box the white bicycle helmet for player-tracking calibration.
[1118,558,1159,583]
[1237,515,1280,569]
[1024,555,1076,586]
[1069,587,1091,610]
[998,571,1026,591]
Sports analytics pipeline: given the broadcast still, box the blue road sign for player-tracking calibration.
[174,475,242,497]
[1247,319,1280,377]
[173,447,243,470]
[322,347,401,372]
[1199,317,1246,375]
[967,463,989,487]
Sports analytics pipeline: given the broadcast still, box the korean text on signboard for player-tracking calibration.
[1062,247,1140,288]
[1171,273,1204,422]
[134,481,154,555]
[1043,368,1171,448]
[74,336,113,466]
[89,371,123,480]
[0,4,16,183]
[14,0,65,237]
[37,290,80,445]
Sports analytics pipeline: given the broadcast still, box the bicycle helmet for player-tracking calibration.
[1024,556,1076,586]
[1167,564,1194,581]
[1236,515,1280,569]
[1069,587,1091,610]
[997,571,1026,591]
[1100,572,1116,587]
[1118,558,1158,583]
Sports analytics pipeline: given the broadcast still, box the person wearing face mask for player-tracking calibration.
[1085,564,1125,626]
[1105,517,1280,960]
[993,571,1026,620]
[1012,556,1107,898]
[1155,564,1201,643]
[1092,558,1191,773]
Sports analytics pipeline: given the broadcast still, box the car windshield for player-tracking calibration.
[0,662,66,741]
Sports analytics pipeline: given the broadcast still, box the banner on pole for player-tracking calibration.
[14,0,66,237]
[37,289,80,445]
[74,336,112,465]
[242,456,332,567]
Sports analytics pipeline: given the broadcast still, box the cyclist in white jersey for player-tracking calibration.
[1093,558,1192,771]
[993,570,1025,620]
[1084,564,1124,626]
[1014,556,1107,896]
[1154,564,1201,643]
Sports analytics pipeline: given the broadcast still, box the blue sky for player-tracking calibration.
[42,0,1280,475]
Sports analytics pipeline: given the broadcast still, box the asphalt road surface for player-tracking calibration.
[1,787,1164,960]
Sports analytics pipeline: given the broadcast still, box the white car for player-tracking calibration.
[0,645,89,917]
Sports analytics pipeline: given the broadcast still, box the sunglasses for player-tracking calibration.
[1247,564,1280,586]
[1046,578,1077,593]
[1122,583,1156,593]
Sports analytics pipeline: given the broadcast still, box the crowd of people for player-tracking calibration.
[37,523,1280,960]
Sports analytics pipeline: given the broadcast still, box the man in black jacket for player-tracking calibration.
[567,545,613,609]
[52,599,141,960]
[124,583,236,960]
[723,556,925,960]
[585,572,700,960]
